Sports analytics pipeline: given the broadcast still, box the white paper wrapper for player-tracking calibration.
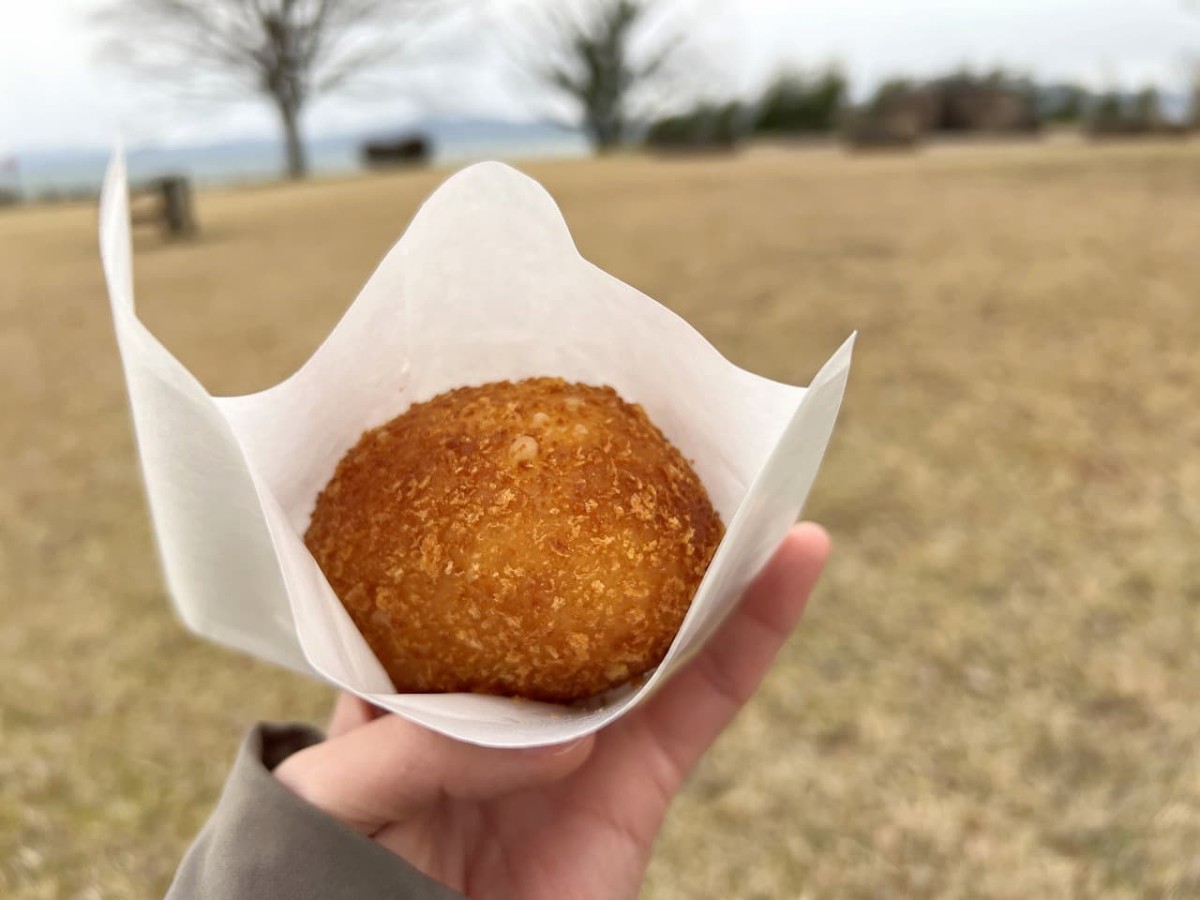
[100,151,854,748]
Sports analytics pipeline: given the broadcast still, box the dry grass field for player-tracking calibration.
[3,141,1199,898]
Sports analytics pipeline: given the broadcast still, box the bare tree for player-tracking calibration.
[516,0,687,153]
[94,0,451,179]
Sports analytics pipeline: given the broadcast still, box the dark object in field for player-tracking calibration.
[305,377,725,703]
[361,134,432,168]
[130,176,196,238]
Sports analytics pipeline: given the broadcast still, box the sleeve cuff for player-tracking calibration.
[166,723,465,900]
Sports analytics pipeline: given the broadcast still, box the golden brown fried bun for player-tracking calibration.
[304,377,724,703]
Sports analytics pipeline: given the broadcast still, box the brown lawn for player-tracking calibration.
[2,140,1199,898]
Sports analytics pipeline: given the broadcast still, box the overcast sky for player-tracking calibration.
[3,0,1199,154]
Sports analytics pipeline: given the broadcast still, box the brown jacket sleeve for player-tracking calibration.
[166,723,465,900]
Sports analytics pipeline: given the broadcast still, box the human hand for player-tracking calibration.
[274,523,830,900]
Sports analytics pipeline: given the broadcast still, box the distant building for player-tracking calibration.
[846,76,1039,148]
[886,79,1039,135]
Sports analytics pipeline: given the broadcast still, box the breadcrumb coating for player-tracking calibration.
[304,377,724,703]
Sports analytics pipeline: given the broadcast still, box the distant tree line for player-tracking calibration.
[643,67,847,151]
[645,65,1197,153]
[79,0,1200,178]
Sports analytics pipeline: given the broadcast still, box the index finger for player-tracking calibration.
[614,523,830,790]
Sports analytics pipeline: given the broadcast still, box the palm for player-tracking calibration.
[280,525,830,900]
[389,717,685,899]
[385,761,656,899]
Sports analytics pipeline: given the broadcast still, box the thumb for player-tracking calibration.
[274,714,595,834]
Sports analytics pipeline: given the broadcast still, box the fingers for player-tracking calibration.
[275,715,596,834]
[626,523,830,786]
[299,524,828,838]
[327,692,384,738]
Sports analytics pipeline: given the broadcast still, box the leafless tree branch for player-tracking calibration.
[93,0,458,178]
[504,0,696,152]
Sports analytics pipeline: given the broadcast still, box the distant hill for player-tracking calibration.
[6,118,587,197]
